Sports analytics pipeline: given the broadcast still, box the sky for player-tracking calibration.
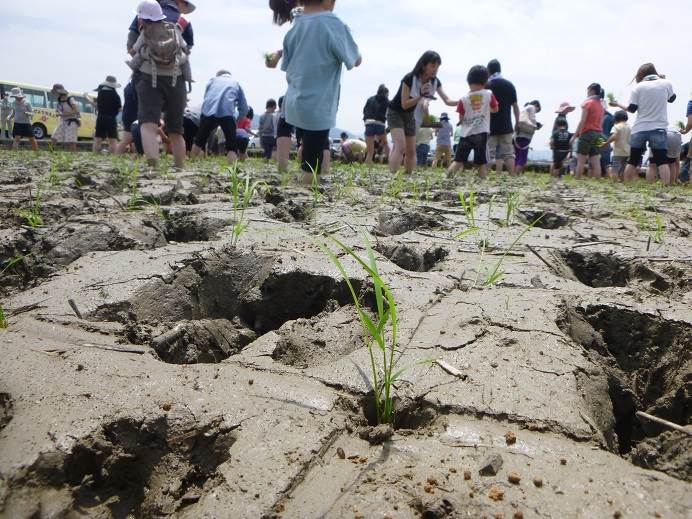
[2,0,691,150]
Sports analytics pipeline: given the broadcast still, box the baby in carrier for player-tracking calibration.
[127,0,193,88]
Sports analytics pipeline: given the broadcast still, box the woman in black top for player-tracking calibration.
[363,84,390,165]
[387,51,457,174]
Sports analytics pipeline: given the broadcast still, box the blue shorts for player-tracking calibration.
[365,123,386,138]
[629,129,668,166]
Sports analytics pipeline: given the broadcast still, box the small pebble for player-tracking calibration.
[464,470,472,481]
[560,458,567,465]
[533,476,544,488]
[336,447,345,459]
[505,431,517,445]
[162,402,172,411]
[508,472,521,485]
[488,486,504,501]
[513,512,524,519]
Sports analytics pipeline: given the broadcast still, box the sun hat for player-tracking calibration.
[99,76,121,89]
[555,102,575,114]
[10,87,25,99]
[181,1,196,14]
[50,83,69,96]
[440,112,450,120]
[136,0,166,22]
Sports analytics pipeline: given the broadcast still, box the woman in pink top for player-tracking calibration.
[571,83,605,179]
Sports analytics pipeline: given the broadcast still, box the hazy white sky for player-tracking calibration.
[2,0,690,149]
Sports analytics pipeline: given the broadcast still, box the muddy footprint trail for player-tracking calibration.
[0,152,690,518]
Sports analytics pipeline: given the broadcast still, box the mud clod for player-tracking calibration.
[359,424,394,445]
[375,242,449,272]
[4,416,235,517]
[0,392,14,430]
[376,208,444,236]
[479,454,503,476]
[519,209,569,229]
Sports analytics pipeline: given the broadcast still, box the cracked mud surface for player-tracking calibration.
[1,152,691,518]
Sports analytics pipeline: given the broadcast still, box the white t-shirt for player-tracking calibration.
[610,122,631,157]
[457,89,497,138]
[629,75,674,133]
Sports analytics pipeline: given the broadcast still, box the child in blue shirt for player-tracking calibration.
[269,0,361,182]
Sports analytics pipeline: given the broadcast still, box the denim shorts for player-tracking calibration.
[630,129,667,150]
[364,123,386,137]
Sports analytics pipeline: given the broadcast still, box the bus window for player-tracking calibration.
[75,97,95,114]
[23,89,47,108]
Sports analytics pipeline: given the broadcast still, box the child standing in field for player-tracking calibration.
[51,86,80,152]
[269,0,361,182]
[259,99,277,161]
[9,88,38,151]
[447,65,499,179]
[602,110,631,181]
[550,119,572,177]
[432,113,453,168]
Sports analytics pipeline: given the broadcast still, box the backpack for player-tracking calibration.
[139,20,188,88]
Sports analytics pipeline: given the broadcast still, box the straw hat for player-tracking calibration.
[10,87,25,99]
[51,83,69,96]
[181,1,196,14]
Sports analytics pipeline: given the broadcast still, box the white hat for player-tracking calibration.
[99,76,121,89]
[10,87,25,99]
[136,0,166,22]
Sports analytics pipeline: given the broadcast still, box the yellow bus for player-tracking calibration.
[0,81,97,140]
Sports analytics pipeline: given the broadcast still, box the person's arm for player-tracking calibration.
[330,23,361,70]
[512,102,520,128]
[682,114,692,135]
[436,85,458,107]
[571,108,588,143]
[401,82,422,111]
[236,87,248,121]
[490,93,499,114]
[266,50,282,69]
[549,137,555,150]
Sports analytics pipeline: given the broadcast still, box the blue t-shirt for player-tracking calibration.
[128,1,194,48]
[687,99,692,117]
[281,12,359,131]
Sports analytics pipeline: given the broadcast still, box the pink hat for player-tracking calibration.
[555,102,576,114]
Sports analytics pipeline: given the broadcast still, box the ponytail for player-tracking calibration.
[269,0,298,25]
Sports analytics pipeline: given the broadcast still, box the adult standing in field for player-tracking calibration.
[117,79,139,154]
[51,86,80,153]
[1,92,12,139]
[553,102,575,132]
[432,112,453,168]
[269,0,362,183]
[388,51,458,175]
[572,83,605,179]
[128,0,190,169]
[486,59,520,175]
[190,70,247,164]
[362,84,390,166]
[600,102,615,178]
[610,63,676,185]
[9,88,38,151]
[93,76,122,154]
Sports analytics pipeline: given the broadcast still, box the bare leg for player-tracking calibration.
[277,136,292,172]
[141,123,161,166]
[404,136,416,175]
[380,134,390,162]
[365,135,375,165]
[646,164,657,183]
[169,133,186,169]
[504,157,516,176]
[117,132,133,154]
[657,163,672,185]
[190,143,203,158]
[575,154,588,178]
[108,138,118,154]
[68,142,77,153]
[388,128,406,174]
[447,161,462,176]
[29,138,38,151]
[477,164,488,179]
[322,150,331,176]
[588,155,601,179]
[93,138,103,153]
[12,137,20,150]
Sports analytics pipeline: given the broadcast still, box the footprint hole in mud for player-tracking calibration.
[359,393,439,430]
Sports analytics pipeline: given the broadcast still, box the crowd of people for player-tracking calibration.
[2,0,691,185]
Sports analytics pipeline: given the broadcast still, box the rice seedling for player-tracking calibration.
[607,92,618,105]
[503,190,523,227]
[14,187,43,228]
[228,163,267,247]
[0,252,31,277]
[678,120,686,131]
[318,232,428,425]
[650,212,665,244]
[480,215,542,287]
[0,304,7,329]
[456,189,477,231]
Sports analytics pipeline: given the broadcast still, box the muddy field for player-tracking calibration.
[0,150,690,518]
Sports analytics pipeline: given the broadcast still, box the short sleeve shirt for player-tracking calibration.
[486,77,517,136]
[96,87,122,117]
[11,100,33,124]
[436,120,454,146]
[456,89,498,137]
[389,73,442,114]
[551,129,572,152]
[629,76,674,133]
[610,123,631,157]
[579,97,604,135]
[281,12,359,131]
[686,99,692,117]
